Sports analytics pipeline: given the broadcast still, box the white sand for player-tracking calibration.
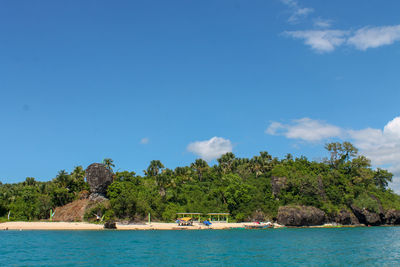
[0,221,103,230]
[117,222,247,230]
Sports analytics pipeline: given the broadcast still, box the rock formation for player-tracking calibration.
[277,205,326,226]
[350,205,383,226]
[385,209,400,225]
[104,221,117,229]
[85,163,114,197]
[333,210,359,225]
[52,164,113,223]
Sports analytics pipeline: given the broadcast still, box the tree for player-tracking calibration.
[145,160,165,177]
[103,158,115,171]
[24,177,36,186]
[217,153,236,174]
[374,168,393,190]
[325,141,358,168]
[54,170,71,189]
[250,152,273,177]
[190,159,209,181]
[70,166,89,193]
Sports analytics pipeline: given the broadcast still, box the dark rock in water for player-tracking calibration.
[351,205,382,226]
[277,206,325,226]
[271,176,287,197]
[85,163,114,196]
[334,210,359,225]
[104,221,117,229]
[385,209,400,225]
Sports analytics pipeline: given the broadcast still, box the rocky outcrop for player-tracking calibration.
[277,206,325,226]
[350,205,383,226]
[85,163,114,196]
[385,209,400,225]
[271,176,287,197]
[334,210,359,225]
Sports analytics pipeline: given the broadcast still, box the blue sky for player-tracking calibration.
[1,0,400,190]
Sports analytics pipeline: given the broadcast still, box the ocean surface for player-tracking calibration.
[1,227,400,266]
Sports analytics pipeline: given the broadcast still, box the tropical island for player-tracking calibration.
[1,142,400,230]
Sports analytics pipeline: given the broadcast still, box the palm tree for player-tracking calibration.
[103,158,115,171]
[145,160,165,177]
[190,159,209,181]
[174,166,193,183]
[24,177,36,186]
[250,152,273,177]
[71,166,85,180]
[217,152,236,174]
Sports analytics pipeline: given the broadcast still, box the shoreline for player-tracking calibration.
[0,221,387,230]
[0,221,251,230]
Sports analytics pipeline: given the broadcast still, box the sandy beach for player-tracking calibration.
[116,222,247,230]
[0,222,104,230]
[0,221,278,230]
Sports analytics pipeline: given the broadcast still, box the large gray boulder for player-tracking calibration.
[385,209,400,225]
[277,206,326,226]
[334,210,359,225]
[350,205,383,226]
[85,163,114,196]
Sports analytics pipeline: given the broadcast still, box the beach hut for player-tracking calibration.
[177,217,193,226]
[176,213,202,222]
[207,213,230,223]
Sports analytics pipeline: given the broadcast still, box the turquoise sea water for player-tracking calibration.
[1,227,400,266]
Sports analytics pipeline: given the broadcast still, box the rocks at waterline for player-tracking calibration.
[277,206,326,226]
[85,163,114,196]
[350,205,383,226]
[104,221,117,229]
[384,209,400,225]
[333,210,359,225]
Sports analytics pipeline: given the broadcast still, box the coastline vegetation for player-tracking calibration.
[1,142,399,222]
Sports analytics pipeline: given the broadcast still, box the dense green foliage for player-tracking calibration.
[0,167,88,221]
[1,142,399,222]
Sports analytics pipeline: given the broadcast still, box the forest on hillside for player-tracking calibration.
[1,142,399,223]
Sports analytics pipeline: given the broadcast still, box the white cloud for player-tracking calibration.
[289,8,314,23]
[314,18,332,29]
[349,117,400,193]
[280,0,314,23]
[284,30,348,53]
[187,137,233,161]
[349,117,400,166]
[140,137,149,144]
[266,118,343,142]
[267,116,400,193]
[348,25,400,50]
[285,24,400,53]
